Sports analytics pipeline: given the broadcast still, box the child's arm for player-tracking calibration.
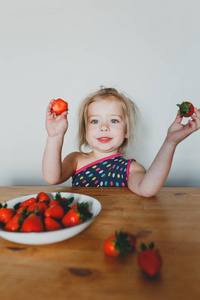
[128,108,200,197]
[42,101,77,185]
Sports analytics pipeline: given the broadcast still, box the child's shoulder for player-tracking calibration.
[64,151,92,171]
[129,159,146,175]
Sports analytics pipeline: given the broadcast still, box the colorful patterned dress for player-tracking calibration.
[72,153,135,187]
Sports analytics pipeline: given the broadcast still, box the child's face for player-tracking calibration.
[86,96,127,155]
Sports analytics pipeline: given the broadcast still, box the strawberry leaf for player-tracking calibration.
[149,242,155,249]
[0,203,8,209]
[76,202,93,222]
[113,230,133,256]
[14,202,21,211]
[55,192,62,201]
[140,243,147,251]
[63,197,74,205]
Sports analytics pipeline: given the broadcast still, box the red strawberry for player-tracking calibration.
[36,192,50,204]
[137,242,162,277]
[4,213,24,232]
[62,202,93,228]
[124,231,137,250]
[27,203,48,215]
[176,101,194,117]
[44,204,64,219]
[51,99,68,115]
[104,230,136,257]
[62,206,81,228]
[49,199,60,207]
[44,217,63,231]
[49,192,74,209]
[103,234,120,257]
[16,207,27,214]
[20,197,36,208]
[0,208,15,224]
[21,214,44,232]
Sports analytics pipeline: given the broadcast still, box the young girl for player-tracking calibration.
[42,87,200,197]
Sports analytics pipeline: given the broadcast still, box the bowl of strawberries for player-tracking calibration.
[0,192,101,245]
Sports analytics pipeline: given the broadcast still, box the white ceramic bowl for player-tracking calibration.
[0,192,101,245]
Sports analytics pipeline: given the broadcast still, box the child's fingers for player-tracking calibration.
[60,111,68,119]
[192,115,200,128]
[189,111,200,131]
[194,107,200,117]
[174,110,183,123]
[46,100,54,117]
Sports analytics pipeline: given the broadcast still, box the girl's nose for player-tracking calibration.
[100,123,109,131]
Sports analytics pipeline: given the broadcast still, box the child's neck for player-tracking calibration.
[88,150,120,160]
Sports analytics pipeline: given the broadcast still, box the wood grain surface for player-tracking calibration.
[0,186,200,300]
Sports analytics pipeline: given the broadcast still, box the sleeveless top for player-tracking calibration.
[72,153,135,187]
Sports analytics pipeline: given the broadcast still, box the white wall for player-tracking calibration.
[0,0,200,187]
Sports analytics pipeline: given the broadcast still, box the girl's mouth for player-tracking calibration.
[97,137,112,143]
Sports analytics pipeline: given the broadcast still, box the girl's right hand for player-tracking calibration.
[45,100,68,138]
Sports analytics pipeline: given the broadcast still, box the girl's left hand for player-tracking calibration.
[167,107,200,146]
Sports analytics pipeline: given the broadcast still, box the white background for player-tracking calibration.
[0,0,200,187]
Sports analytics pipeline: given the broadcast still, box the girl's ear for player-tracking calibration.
[124,131,128,138]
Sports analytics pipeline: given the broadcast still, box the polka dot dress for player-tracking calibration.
[72,153,135,187]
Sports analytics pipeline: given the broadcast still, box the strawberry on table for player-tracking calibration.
[0,207,15,224]
[137,242,163,277]
[49,192,74,211]
[44,204,64,219]
[16,207,27,214]
[49,199,60,207]
[36,192,50,204]
[21,214,44,232]
[176,101,194,117]
[124,231,137,250]
[44,217,63,231]
[19,197,36,208]
[104,230,137,257]
[51,99,68,115]
[62,202,93,228]
[27,202,48,215]
[4,213,24,232]
[103,234,121,257]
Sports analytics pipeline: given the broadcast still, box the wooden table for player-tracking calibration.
[0,186,200,300]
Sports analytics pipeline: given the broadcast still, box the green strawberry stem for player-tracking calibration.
[55,192,74,205]
[176,102,192,117]
[76,202,93,222]
[114,230,133,256]
[140,241,155,252]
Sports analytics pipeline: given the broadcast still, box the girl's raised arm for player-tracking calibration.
[128,108,200,197]
[42,101,72,185]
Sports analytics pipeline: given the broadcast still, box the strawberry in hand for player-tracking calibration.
[46,100,69,138]
[51,99,68,115]
[177,101,194,117]
[167,106,200,146]
[137,242,162,277]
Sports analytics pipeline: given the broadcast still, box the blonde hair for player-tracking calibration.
[78,87,138,155]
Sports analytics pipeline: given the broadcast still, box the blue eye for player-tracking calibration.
[111,119,118,123]
[91,120,99,124]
